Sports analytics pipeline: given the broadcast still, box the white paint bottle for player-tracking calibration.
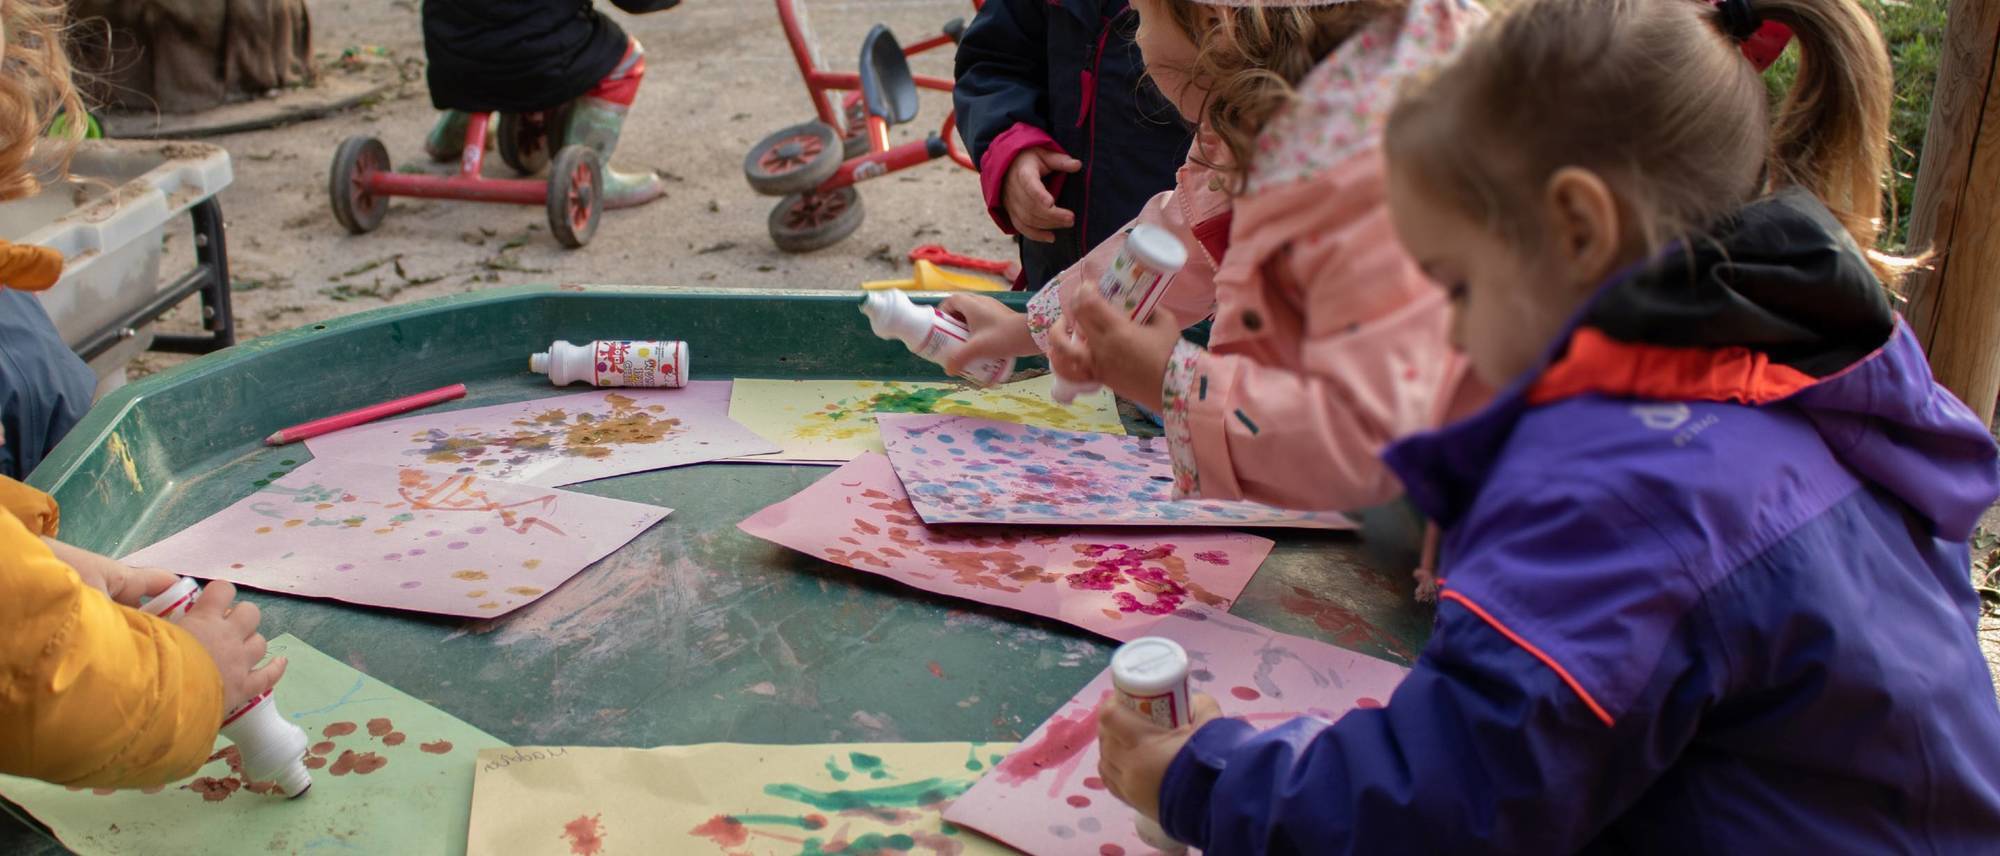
[860,289,1013,387]
[140,577,313,798]
[530,339,690,388]
[1110,636,1193,853]
[1051,224,1187,405]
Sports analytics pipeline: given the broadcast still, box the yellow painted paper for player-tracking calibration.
[466,743,1019,856]
[729,376,1125,463]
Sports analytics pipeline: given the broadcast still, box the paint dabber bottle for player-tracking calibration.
[531,339,690,387]
[1051,224,1188,405]
[142,577,313,798]
[860,289,1015,387]
[1110,636,1194,853]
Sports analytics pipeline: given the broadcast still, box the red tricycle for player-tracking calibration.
[328,108,607,249]
[742,0,983,252]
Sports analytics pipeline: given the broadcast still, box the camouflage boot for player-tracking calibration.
[560,96,666,210]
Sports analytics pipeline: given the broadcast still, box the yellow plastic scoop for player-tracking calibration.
[862,260,1007,292]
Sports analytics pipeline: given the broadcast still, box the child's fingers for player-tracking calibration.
[1042,152,1083,174]
[129,567,182,599]
[188,580,237,616]
[226,599,263,638]
[1069,289,1123,338]
[244,656,288,700]
[1192,693,1223,725]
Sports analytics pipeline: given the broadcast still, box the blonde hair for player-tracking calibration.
[1385,0,1905,285]
[0,0,83,202]
[1160,0,1405,192]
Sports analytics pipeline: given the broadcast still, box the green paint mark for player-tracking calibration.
[964,745,983,772]
[764,778,972,813]
[826,387,956,422]
[267,471,288,479]
[988,754,1004,767]
[730,813,826,831]
[280,459,296,466]
[824,756,849,782]
[253,480,270,487]
[941,822,961,836]
[849,751,889,780]
[389,512,416,523]
[799,833,917,855]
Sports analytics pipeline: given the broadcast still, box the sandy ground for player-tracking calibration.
[127,0,2000,683]
[139,0,1012,373]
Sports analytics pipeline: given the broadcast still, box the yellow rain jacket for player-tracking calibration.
[0,476,223,787]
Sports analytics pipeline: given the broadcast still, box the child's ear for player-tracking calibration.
[1542,167,1623,293]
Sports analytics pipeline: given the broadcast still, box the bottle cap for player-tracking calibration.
[1125,225,1189,273]
[1110,637,1190,696]
[139,576,201,618]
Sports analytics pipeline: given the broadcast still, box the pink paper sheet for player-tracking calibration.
[739,453,1273,642]
[305,382,778,487]
[122,458,669,618]
[945,609,1411,855]
[877,413,1354,529]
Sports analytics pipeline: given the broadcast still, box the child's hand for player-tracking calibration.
[1064,288,1183,411]
[1097,693,1224,823]
[42,537,180,607]
[177,581,288,715]
[1046,317,1100,386]
[1003,148,1082,242]
[940,294,1040,375]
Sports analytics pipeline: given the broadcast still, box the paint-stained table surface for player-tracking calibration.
[1,287,1431,854]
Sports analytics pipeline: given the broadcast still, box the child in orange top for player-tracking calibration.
[946,0,1490,520]
[0,0,282,789]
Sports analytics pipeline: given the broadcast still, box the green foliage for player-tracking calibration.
[1762,0,1948,252]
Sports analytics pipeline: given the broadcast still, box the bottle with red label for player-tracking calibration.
[530,340,690,387]
[1111,636,1194,853]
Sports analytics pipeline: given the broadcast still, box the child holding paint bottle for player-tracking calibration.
[0,0,285,790]
[1096,0,2000,851]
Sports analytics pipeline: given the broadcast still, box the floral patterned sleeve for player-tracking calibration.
[1161,339,1205,498]
[1025,275,1067,353]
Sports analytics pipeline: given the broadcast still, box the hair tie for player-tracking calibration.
[1715,0,1764,43]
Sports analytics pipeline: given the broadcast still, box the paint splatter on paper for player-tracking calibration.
[878,413,1355,529]
[307,383,777,486]
[945,611,1409,855]
[0,635,506,855]
[121,458,668,618]
[728,376,1125,464]
[739,454,1271,641]
[467,743,1017,856]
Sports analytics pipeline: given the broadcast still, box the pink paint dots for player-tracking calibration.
[1230,686,1262,701]
[1355,697,1384,709]
[468,527,487,534]
[334,563,355,572]
[447,541,470,550]
[426,530,443,537]
[383,553,403,561]
[399,581,422,589]
[1194,551,1229,565]
[407,548,427,556]
[1082,776,1106,791]
[1066,795,1091,808]
[1100,845,1125,856]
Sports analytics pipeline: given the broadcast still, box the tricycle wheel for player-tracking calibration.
[328,136,390,234]
[744,121,842,196]
[497,111,554,175]
[842,100,870,160]
[547,145,604,249]
[767,186,864,253]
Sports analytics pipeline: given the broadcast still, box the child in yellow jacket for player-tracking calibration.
[0,0,284,789]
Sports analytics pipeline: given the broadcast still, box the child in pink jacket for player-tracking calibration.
[947,0,1490,525]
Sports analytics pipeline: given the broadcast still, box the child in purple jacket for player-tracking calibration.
[1095,0,2000,851]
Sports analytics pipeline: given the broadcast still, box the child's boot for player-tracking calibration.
[561,97,666,210]
[424,110,473,163]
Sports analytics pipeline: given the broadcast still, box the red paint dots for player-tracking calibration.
[1355,697,1384,709]
[804,814,828,830]
[927,661,946,679]
[384,731,407,746]
[1066,795,1092,808]
[1230,686,1262,701]
[328,750,387,776]
[309,741,335,756]
[303,755,326,770]
[420,739,454,754]
[1100,845,1126,856]
[1082,776,1106,790]
[367,717,394,737]
[564,813,609,855]
[188,777,239,802]
[322,722,357,737]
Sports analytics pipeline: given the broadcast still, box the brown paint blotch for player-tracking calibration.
[477,601,500,610]
[328,749,387,776]
[383,732,406,746]
[322,721,357,738]
[420,739,453,754]
[255,526,272,534]
[523,559,542,570]
[452,570,489,581]
[505,586,543,596]
[367,717,393,737]
[466,589,488,598]
[310,741,335,756]
[303,755,326,769]
[564,813,608,855]
[188,777,239,801]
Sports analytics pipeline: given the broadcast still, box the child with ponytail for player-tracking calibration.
[946,0,1490,528]
[1095,0,2000,851]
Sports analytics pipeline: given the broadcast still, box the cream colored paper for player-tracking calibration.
[728,376,1125,463]
[466,743,1019,856]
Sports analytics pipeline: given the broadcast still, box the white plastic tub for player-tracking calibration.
[0,140,233,395]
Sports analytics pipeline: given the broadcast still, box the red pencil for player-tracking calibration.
[264,383,468,446]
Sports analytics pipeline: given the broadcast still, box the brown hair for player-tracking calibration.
[0,0,84,202]
[1158,0,1405,192]
[1385,0,1904,284]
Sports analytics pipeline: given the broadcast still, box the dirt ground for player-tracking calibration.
[140,0,1011,372]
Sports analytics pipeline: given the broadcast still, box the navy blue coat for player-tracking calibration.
[0,290,92,479]
[424,0,673,114]
[953,0,1193,290]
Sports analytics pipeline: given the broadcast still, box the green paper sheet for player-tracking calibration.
[0,634,505,855]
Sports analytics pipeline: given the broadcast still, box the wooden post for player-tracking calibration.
[1907,0,2000,424]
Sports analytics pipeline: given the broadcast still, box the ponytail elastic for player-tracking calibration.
[1712,0,1792,72]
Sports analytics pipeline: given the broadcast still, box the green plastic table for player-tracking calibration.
[1,286,1431,853]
